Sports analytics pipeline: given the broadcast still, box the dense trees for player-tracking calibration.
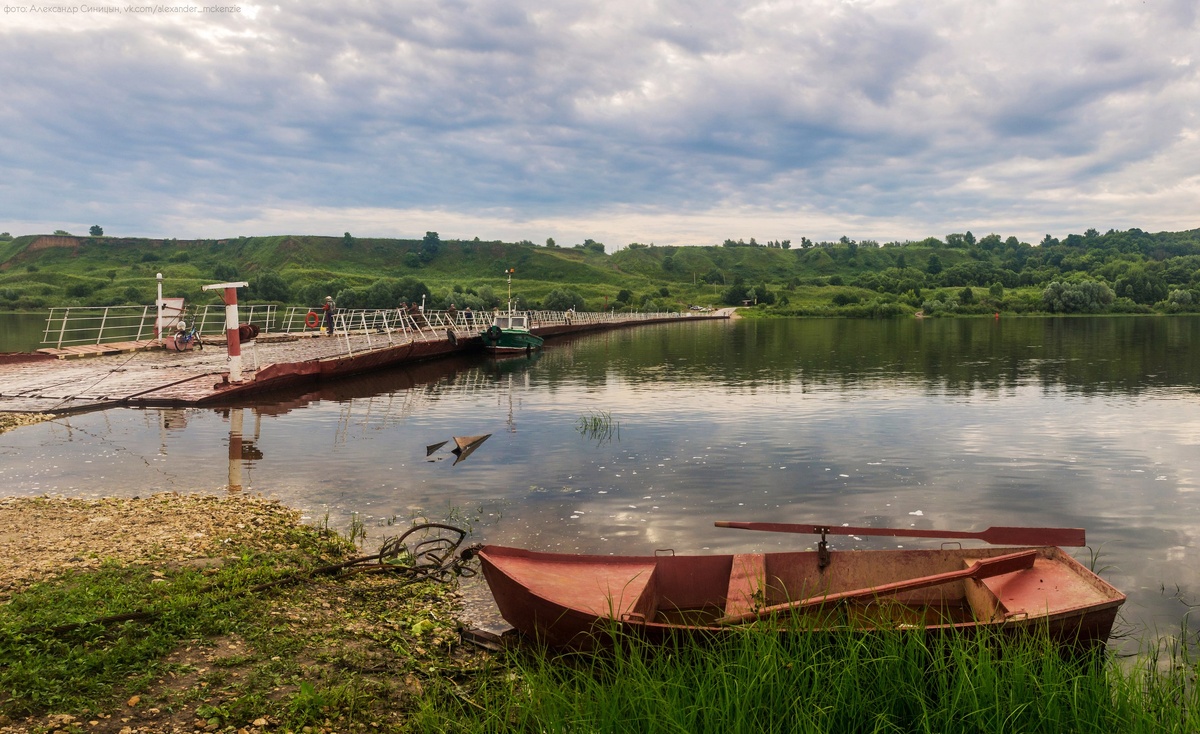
[2,226,1198,314]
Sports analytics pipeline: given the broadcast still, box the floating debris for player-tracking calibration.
[451,434,492,465]
[424,434,492,465]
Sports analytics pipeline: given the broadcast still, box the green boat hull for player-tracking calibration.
[481,328,544,352]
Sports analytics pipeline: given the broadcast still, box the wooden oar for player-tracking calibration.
[714,521,1085,547]
[717,549,1038,625]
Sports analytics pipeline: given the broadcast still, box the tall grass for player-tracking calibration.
[576,410,620,444]
[414,625,1200,733]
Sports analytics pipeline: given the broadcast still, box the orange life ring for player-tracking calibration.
[306,311,319,328]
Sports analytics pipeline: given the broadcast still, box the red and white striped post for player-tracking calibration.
[202,281,249,382]
[155,272,164,342]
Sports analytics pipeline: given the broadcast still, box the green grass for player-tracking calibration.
[576,410,620,444]
[0,539,342,718]
[4,519,1199,733]
[411,625,1200,733]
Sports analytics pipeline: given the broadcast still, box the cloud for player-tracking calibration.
[0,0,1197,244]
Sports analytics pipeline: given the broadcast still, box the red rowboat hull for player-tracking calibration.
[478,545,1125,650]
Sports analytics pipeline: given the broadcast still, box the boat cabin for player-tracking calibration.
[492,314,529,330]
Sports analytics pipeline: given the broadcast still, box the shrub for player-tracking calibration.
[1041,280,1115,313]
[543,288,587,311]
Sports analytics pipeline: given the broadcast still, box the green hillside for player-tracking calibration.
[0,227,1198,316]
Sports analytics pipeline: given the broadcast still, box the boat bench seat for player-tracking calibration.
[724,553,767,619]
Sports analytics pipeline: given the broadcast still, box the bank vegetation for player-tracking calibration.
[2,227,1198,319]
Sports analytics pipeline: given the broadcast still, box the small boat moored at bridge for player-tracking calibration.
[480,312,544,353]
[479,268,544,354]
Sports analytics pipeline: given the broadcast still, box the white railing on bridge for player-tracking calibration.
[40,304,710,351]
[280,307,696,339]
[41,304,278,349]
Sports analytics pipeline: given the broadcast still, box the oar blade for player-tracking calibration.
[979,526,1086,547]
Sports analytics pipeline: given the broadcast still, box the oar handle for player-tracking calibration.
[714,521,1085,547]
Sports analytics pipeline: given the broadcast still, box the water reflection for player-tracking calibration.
[1,316,1198,645]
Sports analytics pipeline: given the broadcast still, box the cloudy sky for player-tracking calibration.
[1,0,1197,248]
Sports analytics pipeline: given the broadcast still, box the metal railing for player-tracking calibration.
[41,303,279,349]
[280,307,693,338]
[42,306,158,349]
[40,304,702,349]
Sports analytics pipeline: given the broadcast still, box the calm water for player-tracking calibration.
[0,312,50,352]
[2,316,1198,644]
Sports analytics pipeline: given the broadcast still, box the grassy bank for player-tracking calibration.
[3,497,1198,733]
[0,496,483,733]
[417,625,1200,733]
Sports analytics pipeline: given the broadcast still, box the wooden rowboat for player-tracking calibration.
[477,523,1126,650]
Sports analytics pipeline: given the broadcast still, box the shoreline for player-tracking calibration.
[0,412,55,433]
[0,493,478,734]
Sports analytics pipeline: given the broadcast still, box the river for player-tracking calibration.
[1,314,1197,646]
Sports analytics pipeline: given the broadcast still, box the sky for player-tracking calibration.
[1,0,1198,249]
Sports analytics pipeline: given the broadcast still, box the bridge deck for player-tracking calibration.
[1,313,728,415]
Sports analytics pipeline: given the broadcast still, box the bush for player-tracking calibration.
[334,288,361,309]
[921,298,958,316]
[836,298,911,318]
[543,288,587,311]
[1165,289,1196,312]
[249,272,290,302]
[1041,280,1115,313]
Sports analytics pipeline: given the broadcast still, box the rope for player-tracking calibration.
[45,348,146,412]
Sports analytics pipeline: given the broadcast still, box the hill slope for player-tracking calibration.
[1,227,1198,315]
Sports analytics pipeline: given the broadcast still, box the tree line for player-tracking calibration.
[1,227,1197,316]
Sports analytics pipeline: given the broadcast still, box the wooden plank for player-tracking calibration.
[718,550,1039,625]
[723,553,766,619]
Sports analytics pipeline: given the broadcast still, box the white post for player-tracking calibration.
[155,272,163,342]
